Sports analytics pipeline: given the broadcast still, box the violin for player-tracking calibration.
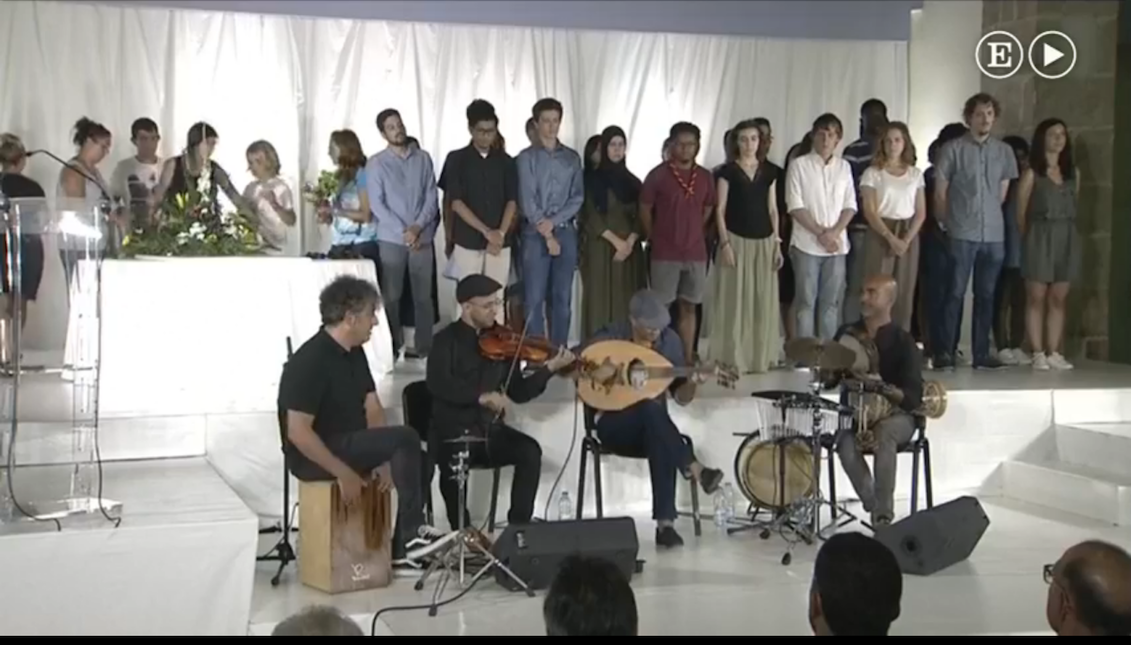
[478,325,565,365]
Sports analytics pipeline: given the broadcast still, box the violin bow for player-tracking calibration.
[492,310,537,424]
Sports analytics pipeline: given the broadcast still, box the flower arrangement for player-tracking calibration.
[119,190,261,258]
[302,170,341,206]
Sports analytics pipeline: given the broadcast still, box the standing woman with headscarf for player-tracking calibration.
[579,126,645,339]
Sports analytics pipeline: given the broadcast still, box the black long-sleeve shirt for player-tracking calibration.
[426,319,553,439]
[834,320,923,412]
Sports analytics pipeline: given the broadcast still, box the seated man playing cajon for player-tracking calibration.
[278,275,442,562]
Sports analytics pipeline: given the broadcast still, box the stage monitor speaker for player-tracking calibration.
[489,516,639,591]
[874,496,989,576]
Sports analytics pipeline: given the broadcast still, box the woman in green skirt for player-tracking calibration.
[579,126,645,340]
[706,119,782,373]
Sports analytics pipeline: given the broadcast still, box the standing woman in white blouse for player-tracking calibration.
[243,140,298,256]
[859,122,926,330]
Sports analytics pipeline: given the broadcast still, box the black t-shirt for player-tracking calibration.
[834,320,923,412]
[1,173,46,199]
[277,329,376,452]
[717,161,778,240]
[440,145,518,251]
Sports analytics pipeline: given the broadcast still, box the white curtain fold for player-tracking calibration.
[1,0,907,350]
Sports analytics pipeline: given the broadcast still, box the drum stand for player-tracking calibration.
[740,374,862,565]
[413,434,533,616]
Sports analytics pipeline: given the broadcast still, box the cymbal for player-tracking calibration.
[784,337,855,371]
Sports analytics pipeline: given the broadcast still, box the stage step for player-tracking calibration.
[1001,424,1131,526]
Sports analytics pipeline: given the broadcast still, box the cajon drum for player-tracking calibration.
[298,466,394,594]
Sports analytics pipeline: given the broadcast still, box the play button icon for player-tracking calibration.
[1028,31,1076,79]
[1043,42,1064,66]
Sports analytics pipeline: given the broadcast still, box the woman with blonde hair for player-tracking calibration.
[0,133,47,334]
[243,140,297,256]
[858,121,926,330]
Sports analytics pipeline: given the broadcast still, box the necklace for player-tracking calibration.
[668,163,697,198]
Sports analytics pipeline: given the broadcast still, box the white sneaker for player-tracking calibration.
[1012,349,1033,366]
[1032,352,1050,371]
[1047,352,1074,370]
[998,348,1019,365]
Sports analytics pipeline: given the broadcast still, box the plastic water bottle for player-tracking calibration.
[557,490,573,521]
[713,490,727,529]
[722,483,737,523]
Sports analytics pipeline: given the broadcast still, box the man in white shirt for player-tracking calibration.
[109,118,162,232]
[785,113,857,340]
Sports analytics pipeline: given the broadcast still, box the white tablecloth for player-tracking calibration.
[64,257,393,416]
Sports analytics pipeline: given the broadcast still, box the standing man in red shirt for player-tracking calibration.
[640,122,717,363]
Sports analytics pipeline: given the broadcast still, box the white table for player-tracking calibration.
[63,257,393,417]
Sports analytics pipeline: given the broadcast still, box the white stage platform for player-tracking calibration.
[11,360,1131,529]
[246,499,1130,636]
[0,458,259,635]
[5,359,1131,635]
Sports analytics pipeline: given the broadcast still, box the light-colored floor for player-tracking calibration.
[248,497,1131,636]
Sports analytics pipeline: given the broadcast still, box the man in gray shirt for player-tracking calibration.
[933,93,1018,369]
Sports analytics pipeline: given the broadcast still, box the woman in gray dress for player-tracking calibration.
[1015,118,1078,371]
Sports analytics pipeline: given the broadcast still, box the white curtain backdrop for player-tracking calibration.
[1,0,907,351]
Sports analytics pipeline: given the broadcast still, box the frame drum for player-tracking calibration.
[733,433,815,510]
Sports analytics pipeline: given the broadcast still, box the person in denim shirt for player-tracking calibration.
[319,130,379,279]
[516,98,584,346]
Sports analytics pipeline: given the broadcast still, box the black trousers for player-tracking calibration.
[289,426,427,550]
[435,424,542,531]
[994,266,1026,350]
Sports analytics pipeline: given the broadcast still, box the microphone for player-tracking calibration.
[26,149,118,212]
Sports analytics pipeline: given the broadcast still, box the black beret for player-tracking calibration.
[456,274,503,304]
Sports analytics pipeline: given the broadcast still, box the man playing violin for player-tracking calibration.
[832,274,923,528]
[582,289,724,548]
[427,274,576,532]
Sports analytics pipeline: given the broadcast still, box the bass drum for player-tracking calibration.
[733,433,815,510]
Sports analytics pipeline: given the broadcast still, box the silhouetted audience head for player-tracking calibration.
[809,532,902,636]
[1046,540,1131,636]
[271,605,363,636]
[543,555,637,636]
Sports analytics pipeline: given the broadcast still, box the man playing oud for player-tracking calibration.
[832,274,923,528]
[581,289,724,548]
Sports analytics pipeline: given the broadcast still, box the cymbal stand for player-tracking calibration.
[413,434,533,616]
[749,371,862,565]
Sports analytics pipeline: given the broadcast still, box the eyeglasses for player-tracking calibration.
[1043,563,1054,584]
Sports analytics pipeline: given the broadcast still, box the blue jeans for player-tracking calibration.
[941,239,1004,362]
[595,399,693,521]
[522,225,578,346]
[790,247,846,340]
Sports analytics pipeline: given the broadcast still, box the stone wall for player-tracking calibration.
[980,0,1120,361]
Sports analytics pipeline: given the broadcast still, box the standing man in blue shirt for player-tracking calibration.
[367,108,440,359]
[517,98,584,346]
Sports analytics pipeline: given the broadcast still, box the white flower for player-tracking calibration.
[189,222,207,240]
[219,211,233,226]
[176,231,190,245]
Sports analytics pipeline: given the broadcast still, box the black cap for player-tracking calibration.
[456,274,503,304]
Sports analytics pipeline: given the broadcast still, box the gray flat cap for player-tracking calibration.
[628,289,670,330]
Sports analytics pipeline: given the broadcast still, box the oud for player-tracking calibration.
[576,339,738,411]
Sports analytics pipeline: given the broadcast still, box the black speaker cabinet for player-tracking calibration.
[874,496,990,576]
[489,517,639,591]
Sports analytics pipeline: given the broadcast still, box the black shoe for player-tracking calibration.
[655,526,684,548]
[933,353,955,370]
[973,356,1006,370]
[699,467,724,495]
